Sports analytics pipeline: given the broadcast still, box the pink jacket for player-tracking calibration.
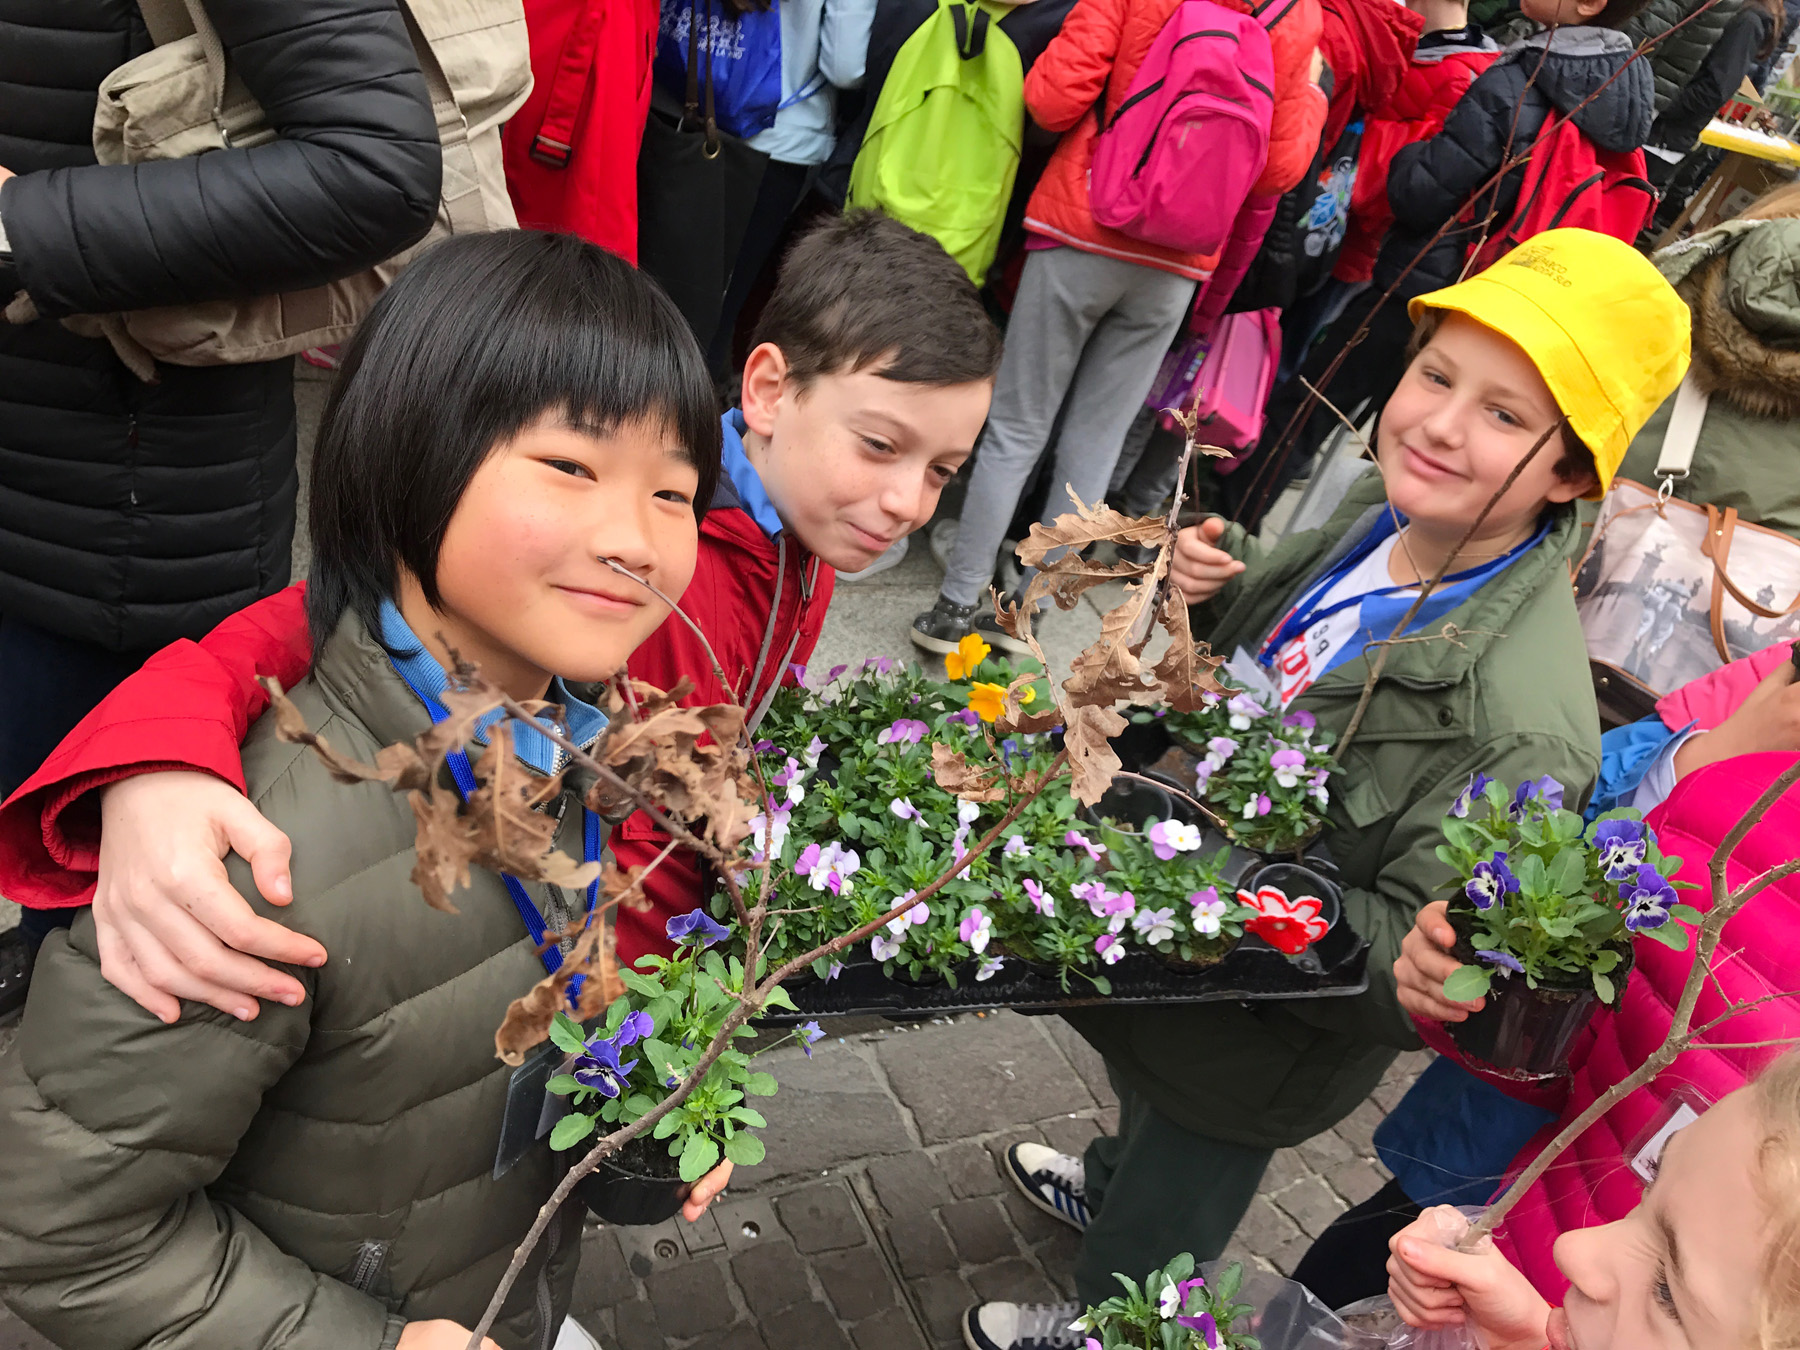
[1657,641,1794,732]
[1487,750,1800,1297]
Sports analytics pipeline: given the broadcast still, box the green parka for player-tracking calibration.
[0,612,595,1350]
[1617,219,1800,541]
[1620,0,1745,117]
[1068,473,1600,1148]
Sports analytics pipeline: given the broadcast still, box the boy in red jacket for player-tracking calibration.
[0,211,1000,1025]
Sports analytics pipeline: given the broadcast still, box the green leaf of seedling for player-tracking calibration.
[1592,971,1615,1004]
[653,1113,683,1139]
[728,1106,767,1128]
[549,1111,595,1152]
[1214,1262,1243,1302]
[548,1012,586,1056]
[1159,1321,1183,1350]
[679,1131,722,1183]
[1549,846,1589,896]
[724,1132,766,1167]
[1091,974,1112,997]
[545,1074,583,1096]
[1164,1252,1195,1285]
[1637,920,1689,951]
[1656,852,1682,878]
[604,999,630,1034]
[1671,903,1704,926]
[1443,964,1493,1002]
[743,1072,779,1097]
[1590,949,1621,975]
[618,968,665,1000]
[763,984,798,1013]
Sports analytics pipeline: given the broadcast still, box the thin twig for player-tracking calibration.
[1112,769,1231,832]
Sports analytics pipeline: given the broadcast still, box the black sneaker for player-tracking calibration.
[0,926,35,1020]
[974,593,1034,659]
[911,596,981,655]
[963,1301,1085,1350]
[1005,1142,1092,1231]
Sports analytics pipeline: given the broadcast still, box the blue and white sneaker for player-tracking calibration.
[1005,1142,1091,1231]
[963,1300,1085,1350]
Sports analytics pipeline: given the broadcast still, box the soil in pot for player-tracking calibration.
[1156,940,1235,977]
[574,1131,693,1226]
[1445,906,1633,1079]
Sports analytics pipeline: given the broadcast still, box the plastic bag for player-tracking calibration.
[1335,1207,1489,1350]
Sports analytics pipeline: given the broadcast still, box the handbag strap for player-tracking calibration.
[1702,502,1800,622]
[1655,370,1709,495]
[137,0,196,44]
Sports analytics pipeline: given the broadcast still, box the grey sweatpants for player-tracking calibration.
[940,247,1196,607]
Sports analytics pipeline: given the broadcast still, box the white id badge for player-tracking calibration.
[1628,1086,1711,1184]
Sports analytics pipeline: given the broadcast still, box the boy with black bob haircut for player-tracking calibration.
[0,229,720,1350]
[0,211,1001,1026]
[968,230,1689,1350]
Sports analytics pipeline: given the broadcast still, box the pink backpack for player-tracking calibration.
[1180,307,1281,460]
[1087,0,1285,254]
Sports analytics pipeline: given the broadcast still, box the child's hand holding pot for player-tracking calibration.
[1394,899,1485,1022]
[397,1320,501,1349]
[1170,517,1245,605]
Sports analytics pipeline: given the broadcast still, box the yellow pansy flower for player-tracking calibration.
[944,632,991,681]
[1020,686,1036,705]
[968,681,1008,723]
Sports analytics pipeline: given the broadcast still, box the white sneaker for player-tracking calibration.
[963,1300,1086,1350]
[553,1316,602,1350]
[838,534,910,581]
[1005,1142,1091,1231]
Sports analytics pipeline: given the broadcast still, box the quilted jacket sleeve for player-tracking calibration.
[1,0,442,319]
[1386,57,1533,231]
[1256,0,1329,195]
[0,585,312,910]
[1023,0,1127,133]
[0,916,402,1349]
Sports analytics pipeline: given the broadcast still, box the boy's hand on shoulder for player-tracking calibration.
[96,771,320,1024]
[1388,1208,1550,1350]
[397,1320,501,1350]
[1394,899,1483,1022]
[1169,517,1245,606]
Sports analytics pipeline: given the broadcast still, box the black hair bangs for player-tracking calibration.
[306,230,721,649]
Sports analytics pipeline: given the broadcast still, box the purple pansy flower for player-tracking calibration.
[613,1010,654,1046]
[1241,793,1272,819]
[666,909,731,947]
[572,1035,637,1099]
[1148,818,1202,860]
[890,797,921,822]
[752,738,777,754]
[975,956,1005,982]
[1207,735,1239,762]
[1227,692,1267,729]
[1621,863,1678,931]
[1095,933,1125,965]
[827,664,848,684]
[1065,830,1106,862]
[1177,1310,1221,1350]
[794,841,822,876]
[1451,771,1495,819]
[1510,774,1565,819]
[1465,852,1520,910]
[1478,948,1524,974]
[1132,906,1177,944]
[798,1020,825,1057]
[878,718,929,746]
[1189,888,1227,935]
[947,708,981,727]
[1594,818,1650,881]
[1003,834,1032,859]
[1282,708,1317,732]
[871,932,902,962]
[959,907,993,954]
[1023,878,1055,916]
[1270,746,1309,788]
[788,663,807,687]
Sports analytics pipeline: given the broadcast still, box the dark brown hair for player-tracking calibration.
[1405,308,1598,487]
[1593,0,1656,29]
[750,210,1004,388]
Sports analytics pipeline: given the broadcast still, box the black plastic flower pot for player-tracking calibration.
[574,1133,693,1227]
[1444,906,1633,1078]
[1082,778,1177,830]
[1111,717,1174,774]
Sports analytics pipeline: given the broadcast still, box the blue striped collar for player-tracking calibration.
[721,410,786,541]
[376,600,606,775]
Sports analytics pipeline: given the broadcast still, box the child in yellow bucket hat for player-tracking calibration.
[1039,230,1689,1311]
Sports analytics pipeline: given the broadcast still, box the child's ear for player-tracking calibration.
[739,342,790,441]
[1543,466,1599,505]
[1573,0,1607,19]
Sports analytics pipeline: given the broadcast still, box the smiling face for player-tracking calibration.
[397,412,701,700]
[1376,311,1594,552]
[737,343,992,572]
[1552,1089,1767,1350]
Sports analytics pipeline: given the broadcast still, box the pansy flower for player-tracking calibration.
[1095,933,1125,965]
[666,909,731,947]
[1227,692,1267,730]
[871,932,903,962]
[1477,948,1523,975]
[1133,906,1178,945]
[1465,852,1520,910]
[1309,767,1331,807]
[944,632,991,681]
[1270,746,1308,788]
[878,718,929,746]
[573,1035,638,1099]
[798,1020,825,1057]
[959,907,992,954]
[803,734,828,767]
[1451,771,1494,819]
[890,797,921,823]
[1237,885,1330,954]
[1188,888,1228,936]
[1065,831,1106,863]
[1177,1310,1221,1350]
[1242,793,1272,819]
[1148,819,1202,860]
[1621,862,1677,931]
[1510,774,1565,819]
[1207,736,1239,763]
[968,681,1008,723]
[946,708,981,727]
[770,755,807,806]
[1594,818,1649,881]
[1282,708,1317,732]
[1002,834,1033,859]
[975,956,1006,982]
[1103,889,1137,934]
[748,804,791,862]
[1023,878,1055,916]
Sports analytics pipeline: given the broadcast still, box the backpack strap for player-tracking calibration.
[1252,0,1302,32]
[137,0,196,45]
[1655,370,1709,492]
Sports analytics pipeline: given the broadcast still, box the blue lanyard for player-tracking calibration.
[391,662,600,980]
[1259,515,1552,667]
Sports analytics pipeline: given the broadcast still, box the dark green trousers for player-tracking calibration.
[1077,1066,1274,1306]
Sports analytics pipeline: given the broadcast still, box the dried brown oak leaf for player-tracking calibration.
[495,908,626,1064]
[931,743,1007,803]
[1062,703,1129,806]
[409,782,480,913]
[1062,566,1170,706]
[262,678,431,790]
[1148,583,1226,712]
[1021,554,1152,613]
[590,685,758,852]
[1015,489,1170,569]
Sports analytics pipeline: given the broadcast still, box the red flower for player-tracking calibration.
[1236,885,1329,955]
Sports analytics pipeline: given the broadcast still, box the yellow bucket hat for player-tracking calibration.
[1409,229,1691,498]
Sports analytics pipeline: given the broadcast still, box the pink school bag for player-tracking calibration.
[1087,0,1282,254]
[1178,307,1280,461]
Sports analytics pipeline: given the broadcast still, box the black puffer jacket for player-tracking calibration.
[0,0,440,653]
[1621,0,1744,116]
[1378,25,1654,298]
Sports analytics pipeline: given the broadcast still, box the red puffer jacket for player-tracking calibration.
[1021,0,1327,280]
[1335,29,1499,285]
[0,493,833,969]
[1316,0,1421,152]
[502,0,659,261]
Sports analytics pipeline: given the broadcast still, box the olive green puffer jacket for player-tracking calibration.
[1620,0,1744,117]
[1069,474,1600,1148]
[0,611,594,1350]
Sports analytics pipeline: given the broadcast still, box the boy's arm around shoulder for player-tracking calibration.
[0,898,402,1347]
[1284,730,1599,1050]
[1023,0,1128,132]
[1386,56,1531,229]
[0,584,312,910]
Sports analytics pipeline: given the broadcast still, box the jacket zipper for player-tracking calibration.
[348,1239,391,1294]
[534,1208,567,1350]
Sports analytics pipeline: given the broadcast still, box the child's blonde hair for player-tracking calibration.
[1753,1051,1800,1350]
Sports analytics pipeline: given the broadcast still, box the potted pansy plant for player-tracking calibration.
[546,909,815,1223]
[1169,687,1334,856]
[1433,773,1701,1076]
[1072,1254,1259,1350]
[1090,816,1253,973]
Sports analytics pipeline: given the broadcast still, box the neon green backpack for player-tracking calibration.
[847,0,1024,288]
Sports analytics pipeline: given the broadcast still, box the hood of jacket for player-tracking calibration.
[1321,0,1426,137]
[1503,25,1655,151]
[1657,219,1800,419]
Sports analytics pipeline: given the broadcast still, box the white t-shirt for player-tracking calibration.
[1268,536,1412,706]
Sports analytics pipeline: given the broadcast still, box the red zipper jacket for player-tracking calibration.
[0,450,834,969]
